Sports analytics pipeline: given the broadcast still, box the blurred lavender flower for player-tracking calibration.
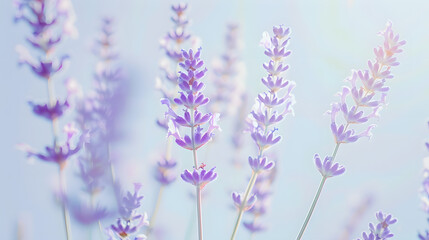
[230,24,295,240]
[108,183,149,239]
[209,23,245,117]
[356,211,396,240]
[154,157,177,186]
[15,0,79,239]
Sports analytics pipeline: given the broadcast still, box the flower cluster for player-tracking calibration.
[181,167,217,189]
[357,211,397,240]
[154,157,177,186]
[247,25,295,158]
[107,183,149,240]
[163,48,220,153]
[328,22,405,144]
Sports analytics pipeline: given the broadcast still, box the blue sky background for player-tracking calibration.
[1,0,429,239]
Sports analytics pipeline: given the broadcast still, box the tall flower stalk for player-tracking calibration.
[149,3,193,236]
[418,121,429,240]
[14,0,79,239]
[162,47,220,240]
[296,22,405,240]
[230,25,295,240]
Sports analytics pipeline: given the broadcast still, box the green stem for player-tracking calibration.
[59,167,72,240]
[190,109,203,240]
[295,143,341,240]
[230,171,258,240]
[146,185,165,238]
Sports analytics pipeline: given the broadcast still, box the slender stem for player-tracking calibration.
[295,143,341,240]
[230,171,258,240]
[59,168,72,240]
[107,142,116,184]
[190,108,203,240]
[47,77,72,240]
[146,185,165,238]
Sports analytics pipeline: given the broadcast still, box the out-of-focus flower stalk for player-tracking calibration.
[15,0,79,239]
[296,22,405,240]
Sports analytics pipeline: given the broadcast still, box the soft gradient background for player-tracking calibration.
[1,0,428,239]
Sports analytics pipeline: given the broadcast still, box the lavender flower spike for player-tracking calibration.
[231,24,295,240]
[232,192,257,211]
[314,154,345,178]
[162,47,218,240]
[296,22,405,240]
[356,211,397,240]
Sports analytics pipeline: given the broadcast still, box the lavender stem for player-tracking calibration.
[48,76,72,240]
[190,108,203,240]
[146,185,165,238]
[296,143,340,240]
[230,171,259,240]
[59,167,72,240]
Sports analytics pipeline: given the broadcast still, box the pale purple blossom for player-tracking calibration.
[154,157,177,185]
[329,22,405,145]
[232,192,257,211]
[314,154,345,178]
[356,211,396,240]
[181,167,217,189]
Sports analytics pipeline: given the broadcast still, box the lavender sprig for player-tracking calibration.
[15,0,78,239]
[296,22,405,240]
[107,183,149,240]
[162,47,219,240]
[148,3,193,235]
[230,25,295,240]
[356,212,397,240]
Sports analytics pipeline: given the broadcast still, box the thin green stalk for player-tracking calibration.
[295,143,340,240]
[230,171,258,240]
[146,185,165,238]
[190,109,203,240]
[47,77,72,240]
[59,167,72,240]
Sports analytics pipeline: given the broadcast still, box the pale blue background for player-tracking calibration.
[1,0,429,239]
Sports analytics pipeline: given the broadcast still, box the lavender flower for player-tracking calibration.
[314,154,345,178]
[15,0,79,239]
[154,157,177,186]
[163,48,220,152]
[328,22,405,145]
[230,24,295,240]
[356,211,397,240]
[181,167,217,189]
[297,22,405,240]
[109,183,149,239]
[232,192,257,211]
[67,200,108,225]
[209,23,245,117]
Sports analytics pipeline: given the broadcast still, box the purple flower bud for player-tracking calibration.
[29,100,69,120]
[314,154,345,178]
[232,192,257,211]
[357,211,396,240]
[248,156,275,172]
